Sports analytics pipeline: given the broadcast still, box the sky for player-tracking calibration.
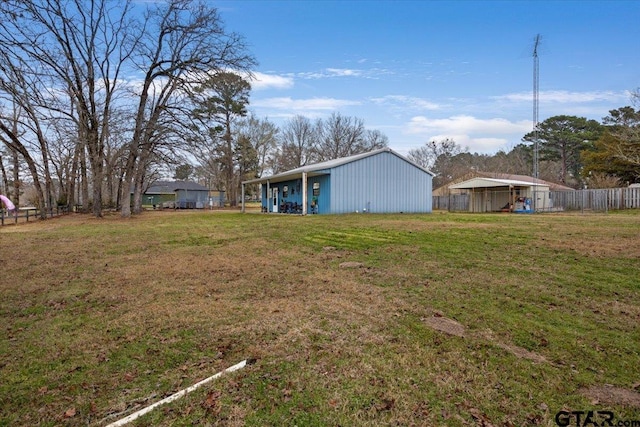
[214,0,639,156]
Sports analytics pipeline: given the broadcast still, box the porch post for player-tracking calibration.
[266,180,270,213]
[302,172,308,215]
[241,183,245,213]
[509,185,513,212]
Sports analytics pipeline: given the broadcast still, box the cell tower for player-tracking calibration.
[532,34,540,181]
[532,34,540,212]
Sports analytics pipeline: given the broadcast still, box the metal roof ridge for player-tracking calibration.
[243,147,433,185]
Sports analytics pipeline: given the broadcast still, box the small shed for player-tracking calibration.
[241,148,434,215]
[448,177,551,213]
[142,181,223,209]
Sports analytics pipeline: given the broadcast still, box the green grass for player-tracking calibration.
[1,210,639,426]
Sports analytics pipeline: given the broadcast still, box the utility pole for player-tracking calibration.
[532,34,541,211]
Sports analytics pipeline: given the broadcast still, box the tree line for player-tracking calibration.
[0,0,256,218]
[408,92,640,190]
[0,0,388,216]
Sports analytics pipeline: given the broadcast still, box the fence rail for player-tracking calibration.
[433,187,640,213]
[1,205,69,226]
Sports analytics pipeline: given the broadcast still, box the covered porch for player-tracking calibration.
[241,169,329,215]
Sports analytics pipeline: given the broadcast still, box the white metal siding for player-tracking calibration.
[330,151,432,214]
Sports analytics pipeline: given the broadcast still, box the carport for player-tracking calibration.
[448,178,550,213]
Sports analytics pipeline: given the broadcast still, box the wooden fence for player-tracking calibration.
[433,186,640,213]
[431,194,470,212]
[548,187,640,212]
[1,205,69,226]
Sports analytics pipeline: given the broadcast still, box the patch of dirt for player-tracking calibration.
[422,316,466,337]
[339,261,364,269]
[494,342,548,364]
[424,321,549,363]
[580,385,640,408]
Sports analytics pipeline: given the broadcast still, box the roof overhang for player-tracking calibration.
[449,178,548,190]
[243,169,330,185]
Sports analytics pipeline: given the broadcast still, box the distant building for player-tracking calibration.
[242,148,434,215]
[139,181,224,209]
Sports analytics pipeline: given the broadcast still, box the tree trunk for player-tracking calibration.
[79,144,90,213]
[132,156,147,214]
[119,142,137,218]
[66,143,80,212]
[12,148,19,208]
[0,122,46,217]
[0,154,6,194]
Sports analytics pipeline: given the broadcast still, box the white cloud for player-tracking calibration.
[426,134,509,153]
[371,95,441,111]
[297,67,393,80]
[326,68,362,77]
[403,115,532,154]
[494,90,628,104]
[252,97,361,111]
[406,115,531,135]
[250,72,294,90]
[298,68,362,79]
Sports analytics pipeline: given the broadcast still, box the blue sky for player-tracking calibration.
[216,0,639,155]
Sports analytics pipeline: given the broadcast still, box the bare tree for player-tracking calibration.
[408,138,463,171]
[311,113,389,162]
[120,1,255,216]
[0,1,254,218]
[0,0,136,217]
[407,146,434,170]
[364,129,390,151]
[314,113,366,162]
[275,115,317,172]
[236,115,279,178]
[0,54,56,215]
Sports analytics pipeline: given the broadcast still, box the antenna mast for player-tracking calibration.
[532,34,540,212]
[532,34,540,181]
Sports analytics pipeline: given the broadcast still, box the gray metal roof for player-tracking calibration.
[145,180,209,194]
[448,177,549,189]
[243,147,434,185]
[436,172,573,193]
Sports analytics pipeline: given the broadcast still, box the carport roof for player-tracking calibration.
[448,177,548,189]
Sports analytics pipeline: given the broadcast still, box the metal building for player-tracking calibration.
[241,148,434,215]
[141,181,224,209]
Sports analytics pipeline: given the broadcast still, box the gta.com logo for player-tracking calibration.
[555,410,640,427]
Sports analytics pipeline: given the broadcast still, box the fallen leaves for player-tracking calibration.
[202,390,222,415]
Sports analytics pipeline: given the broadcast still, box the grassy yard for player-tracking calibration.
[1,210,639,426]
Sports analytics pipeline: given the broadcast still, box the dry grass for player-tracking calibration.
[1,210,639,426]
